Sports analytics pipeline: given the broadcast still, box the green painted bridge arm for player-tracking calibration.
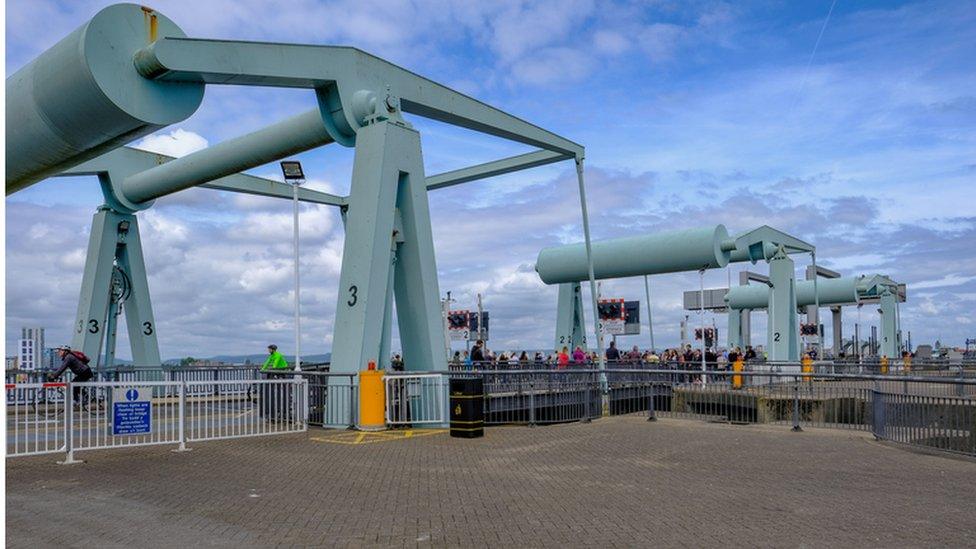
[426,150,571,191]
[134,38,584,158]
[202,176,347,208]
[60,147,347,208]
[731,225,815,263]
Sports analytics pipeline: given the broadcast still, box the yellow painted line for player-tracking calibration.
[310,429,446,445]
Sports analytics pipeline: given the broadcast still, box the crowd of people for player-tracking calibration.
[444,339,765,370]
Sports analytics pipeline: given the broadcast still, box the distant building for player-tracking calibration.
[18,327,45,371]
[6,356,18,370]
[43,347,60,370]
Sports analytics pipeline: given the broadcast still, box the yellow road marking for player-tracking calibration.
[310,429,446,445]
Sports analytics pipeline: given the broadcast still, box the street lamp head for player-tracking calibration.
[280,160,305,183]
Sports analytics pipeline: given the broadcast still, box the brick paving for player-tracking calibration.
[6,417,975,548]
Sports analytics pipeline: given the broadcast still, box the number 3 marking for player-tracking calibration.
[347,285,358,307]
[143,322,154,336]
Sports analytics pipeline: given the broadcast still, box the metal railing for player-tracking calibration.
[5,366,264,402]
[393,367,975,457]
[384,373,448,426]
[264,371,357,428]
[5,382,68,457]
[475,370,602,425]
[872,390,976,457]
[6,378,307,462]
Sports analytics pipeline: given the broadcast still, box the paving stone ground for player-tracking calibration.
[6,417,975,548]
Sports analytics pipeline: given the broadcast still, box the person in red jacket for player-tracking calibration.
[557,346,570,369]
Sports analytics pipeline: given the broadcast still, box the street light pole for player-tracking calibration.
[292,181,301,371]
[280,161,305,371]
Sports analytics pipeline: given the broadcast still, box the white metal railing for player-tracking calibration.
[6,378,307,462]
[5,382,68,457]
[185,379,307,442]
[384,374,448,425]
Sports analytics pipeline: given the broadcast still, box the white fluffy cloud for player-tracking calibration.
[133,129,210,158]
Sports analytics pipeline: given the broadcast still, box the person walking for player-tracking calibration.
[605,340,621,363]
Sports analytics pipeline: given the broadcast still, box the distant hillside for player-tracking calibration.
[162,353,331,366]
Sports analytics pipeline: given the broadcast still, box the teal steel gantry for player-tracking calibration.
[725,274,905,358]
[6,4,592,375]
[535,225,814,361]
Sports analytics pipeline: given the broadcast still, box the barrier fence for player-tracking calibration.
[265,371,357,428]
[389,367,975,458]
[872,390,976,457]
[6,378,307,462]
[9,364,974,460]
[385,374,448,426]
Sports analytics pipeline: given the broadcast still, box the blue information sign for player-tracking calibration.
[112,387,152,436]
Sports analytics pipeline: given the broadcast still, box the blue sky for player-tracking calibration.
[5,0,976,359]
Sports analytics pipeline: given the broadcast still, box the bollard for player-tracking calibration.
[358,368,385,431]
[732,359,744,389]
[791,376,802,432]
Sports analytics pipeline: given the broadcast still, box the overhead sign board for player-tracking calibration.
[448,310,470,341]
[112,386,152,436]
[599,298,626,336]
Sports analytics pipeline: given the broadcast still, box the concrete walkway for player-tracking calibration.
[6,417,975,547]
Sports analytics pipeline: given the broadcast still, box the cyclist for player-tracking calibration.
[48,346,94,408]
[261,344,289,371]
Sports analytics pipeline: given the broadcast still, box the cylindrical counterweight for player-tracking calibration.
[5,4,204,194]
[122,110,333,204]
[536,225,731,285]
[726,277,859,310]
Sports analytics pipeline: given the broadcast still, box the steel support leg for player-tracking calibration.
[767,248,799,362]
[330,120,446,375]
[727,309,742,350]
[879,290,899,358]
[73,207,161,368]
[554,282,586,352]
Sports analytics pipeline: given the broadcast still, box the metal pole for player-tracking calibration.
[58,383,82,465]
[477,293,484,342]
[812,252,822,356]
[293,180,302,372]
[643,275,655,352]
[699,269,707,384]
[574,158,605,385]
[791,376,802,432]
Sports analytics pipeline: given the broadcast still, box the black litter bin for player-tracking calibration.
[450,377,484,438]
